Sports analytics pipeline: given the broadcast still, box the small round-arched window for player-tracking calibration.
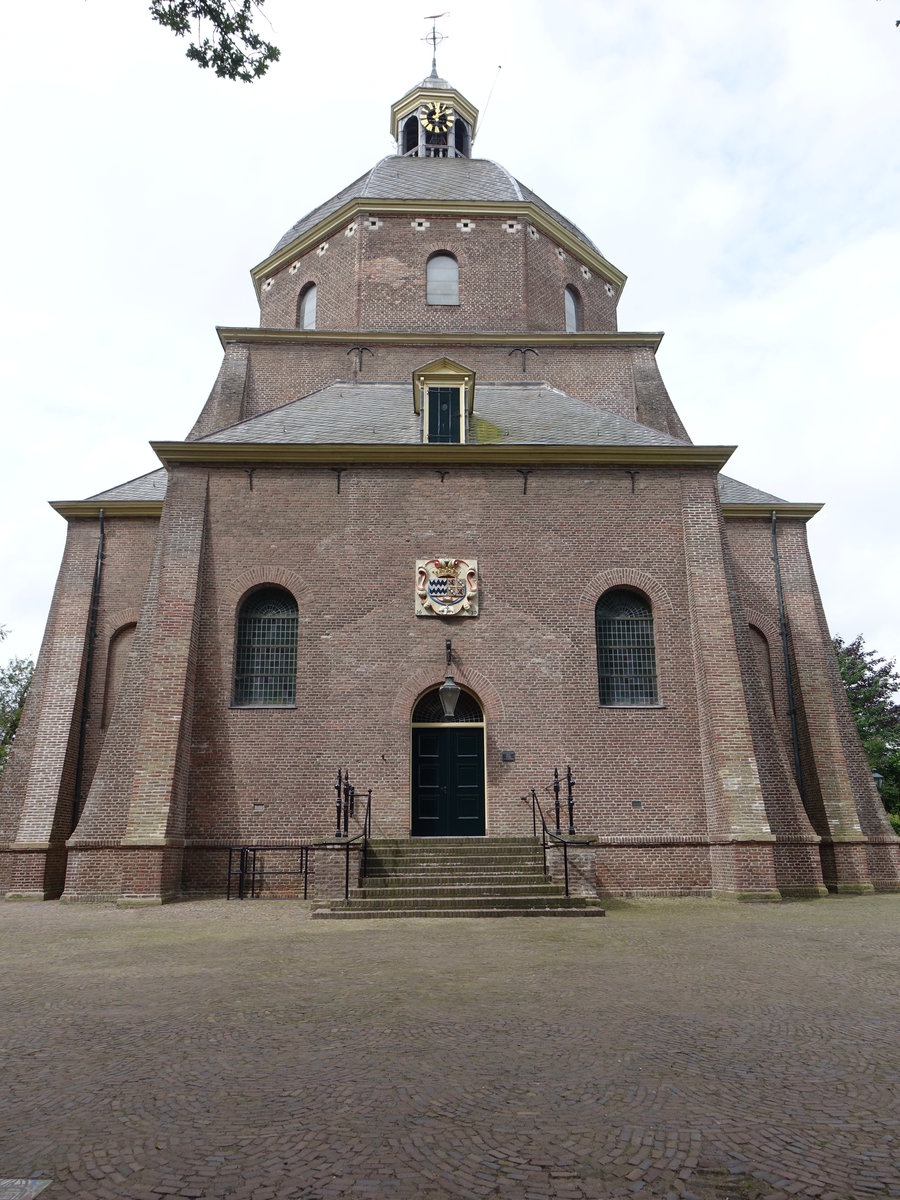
[595,589,658,706]
[565,285,581,333]
[412,687,483,723]
[454,120,470,157]
[298,283,317,330]
[234,587,298,707]
[426,253,459,305]
[403,115,419,155]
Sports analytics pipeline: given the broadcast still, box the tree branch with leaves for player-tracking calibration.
[149,0,280,82]
[833,634,900,828]
[0,626,34,777]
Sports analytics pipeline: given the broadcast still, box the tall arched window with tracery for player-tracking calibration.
[233,587,298,707]
[595,589,659,706]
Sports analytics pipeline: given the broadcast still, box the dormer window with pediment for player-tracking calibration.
[413,357,475,445]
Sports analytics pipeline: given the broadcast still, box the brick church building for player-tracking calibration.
[2,66,897,905]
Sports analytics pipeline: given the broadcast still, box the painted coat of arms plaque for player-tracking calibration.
[416,557,479,617]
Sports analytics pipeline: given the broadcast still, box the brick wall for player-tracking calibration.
[259,213,618,335]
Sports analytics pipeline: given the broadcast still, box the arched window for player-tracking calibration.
[595,589,658,706]
[298,283,317,330]
[427,253,459,305]
[565,285,581,333]
[234,587,298,707]
[453,119,470,158]
[402,115,419,155]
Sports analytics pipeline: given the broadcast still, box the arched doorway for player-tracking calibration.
[411,687,485,837]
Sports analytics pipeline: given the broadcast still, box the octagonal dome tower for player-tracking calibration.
[251,73,626,337]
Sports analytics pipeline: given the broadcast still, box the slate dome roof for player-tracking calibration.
[270,156,602,258]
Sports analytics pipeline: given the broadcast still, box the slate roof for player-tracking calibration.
[199,382,688,448]
[87,468,168,502]
[270,157,601,258]
[717,474,786,505]
[75,415,789,510]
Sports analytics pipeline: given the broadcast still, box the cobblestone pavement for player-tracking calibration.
[2,896,899,1200]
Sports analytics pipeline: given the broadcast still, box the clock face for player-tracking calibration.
[420,102,455,135]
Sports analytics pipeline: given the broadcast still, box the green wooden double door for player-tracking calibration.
[411,726,486,837]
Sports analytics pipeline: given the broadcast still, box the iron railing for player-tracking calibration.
[529,788,571,897]
[227,775,373,902]
[526,766,581,897]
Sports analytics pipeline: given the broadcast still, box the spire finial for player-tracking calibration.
[423,12,449,77]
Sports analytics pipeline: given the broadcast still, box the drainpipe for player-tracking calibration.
[72,509,105,832]
[771,511,804,798]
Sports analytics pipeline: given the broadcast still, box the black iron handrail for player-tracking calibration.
[529,788,571,897]
[361,787,373,880]
[226,843,313,900]
[227,787,373,902]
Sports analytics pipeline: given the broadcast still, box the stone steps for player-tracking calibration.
[313,906,604,920]
[312,837,604,920]
[359,882,562,898]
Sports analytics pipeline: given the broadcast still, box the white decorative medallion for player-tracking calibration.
[416,557,479,617]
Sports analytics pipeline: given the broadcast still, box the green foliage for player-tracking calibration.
[0,627,34,777]
[149,0,280,82]
[833,634,900,815]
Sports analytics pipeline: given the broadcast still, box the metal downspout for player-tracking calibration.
[771,510,804,798]
[72,509,105,832]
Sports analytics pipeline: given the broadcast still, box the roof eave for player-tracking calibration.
[721,502,824,521]
[50,500,164,520]
[151,441,734,470]
[251,197,627,301]
[216,327,663,351]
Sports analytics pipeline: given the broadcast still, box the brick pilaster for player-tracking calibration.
[118,469,208,902]
[772,523,872,891]
[681,473,779,899]
[4,521,100,899]
[63,534,165,900]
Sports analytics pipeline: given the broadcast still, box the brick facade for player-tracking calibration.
[3,74,897,903]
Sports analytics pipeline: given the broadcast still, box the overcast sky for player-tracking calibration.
[1,0,898,675]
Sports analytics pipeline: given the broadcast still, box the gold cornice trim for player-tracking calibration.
[50,501,164,520]
[152,441,735,470]
[252,198,627,298]
[721,503,823,521]
[216,326,663,351]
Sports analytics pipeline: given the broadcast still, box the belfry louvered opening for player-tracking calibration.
[595,589,659,706]
[234,587,298,707]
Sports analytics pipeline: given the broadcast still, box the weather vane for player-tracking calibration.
[423,12,449,75]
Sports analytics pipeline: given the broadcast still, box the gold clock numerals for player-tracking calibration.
[420,102,455,134]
